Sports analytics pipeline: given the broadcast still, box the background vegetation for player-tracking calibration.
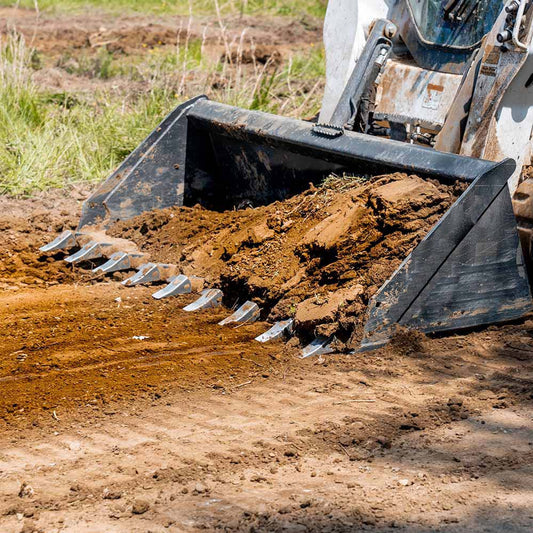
[3,0,327,17]
[0,1,325,195]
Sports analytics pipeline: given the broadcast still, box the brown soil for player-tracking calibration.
[0,8,321,58]
[0,185,531,533]
[0,9,532,533]
[110,174,466,346]
[0,187,88,289]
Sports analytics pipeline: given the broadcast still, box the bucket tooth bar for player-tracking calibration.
[65,241,113,264]
[152,275,192,300]
[183,289,223,312]
[255,319,294,343]
[219,301,260,326]
[122,263,174,287]
[92,252,145,274]
[301,336,335,359]
[40,230,79,253]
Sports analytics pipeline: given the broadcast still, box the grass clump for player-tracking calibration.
[0,34,172,194]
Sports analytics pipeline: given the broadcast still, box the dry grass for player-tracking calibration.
[0,14,325,194]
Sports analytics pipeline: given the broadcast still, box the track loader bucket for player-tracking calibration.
[61,96,531,348]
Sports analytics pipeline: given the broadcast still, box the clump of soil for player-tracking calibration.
[110,174,465,347]
[0,187,88,289]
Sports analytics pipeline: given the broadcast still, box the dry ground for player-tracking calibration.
[0,6,532,533]
[0,182,532,533]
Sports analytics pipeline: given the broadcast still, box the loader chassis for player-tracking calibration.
[41,0,533,353]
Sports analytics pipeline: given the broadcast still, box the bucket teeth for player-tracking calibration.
[219,301,260,326]
[39,230,78,253]
[92,252,144,274]
[183,289,223,312]
[122,263,173,287]
[65,241,112,264]
[301,336,334,359]
[255,319,294,343]
[152,275,192,300]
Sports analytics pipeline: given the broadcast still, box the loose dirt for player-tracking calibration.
[110,173,466,346]
[0,9,532,532]
[0,180,532,533]
[0,8,321,60]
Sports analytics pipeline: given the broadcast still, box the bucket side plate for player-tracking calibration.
[361,160,533,351]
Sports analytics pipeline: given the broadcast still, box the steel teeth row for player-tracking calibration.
[219,301,260,326]
[41,232,335,357]
[122,263,174,287]
[255,319,294,342]
[65,241,113,264]
[152,275,192,299]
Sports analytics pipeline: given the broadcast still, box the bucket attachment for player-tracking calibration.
[76,96,510,229]
[70,96,532,346]
[361,160,533,351]
[92,252,144,274]
[255,319,295,343]
[301,337,335,359]
[40,230,78,253]
[65,241,112,264]
[122,263,174,287]
[183,289,223,312]
[152,275,192,300]
[218,301,260,326]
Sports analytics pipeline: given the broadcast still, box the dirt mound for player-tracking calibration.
[110,174,465,347]
[0,187,89,289]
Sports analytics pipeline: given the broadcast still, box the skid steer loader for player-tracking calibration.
[41,0,533,355]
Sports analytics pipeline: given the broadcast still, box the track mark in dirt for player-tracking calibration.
[0,283,286,426]
[0,329,531,532]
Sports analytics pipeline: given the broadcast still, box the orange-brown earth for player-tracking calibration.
[0,180,532,532]
[111,174,466,346]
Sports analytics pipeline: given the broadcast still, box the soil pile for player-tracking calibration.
[0,187,88,289]
[111,173,465,347]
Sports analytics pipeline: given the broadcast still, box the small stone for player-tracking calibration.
[447,397,463,407]
[269,467,278,474]
[250,474,267,483]
[339,436,352,447]
[181,487,189,494]
[103,488,122,500]
[193,483,208,494]
[131,499,150,515]
[398,479,412,487]
[377,436,391,449]
[18,483,34,499]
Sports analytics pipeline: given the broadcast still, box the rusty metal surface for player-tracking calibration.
[374,59,462,131]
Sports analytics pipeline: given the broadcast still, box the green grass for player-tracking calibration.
[0,0,327,17]
[0,32,325,195]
